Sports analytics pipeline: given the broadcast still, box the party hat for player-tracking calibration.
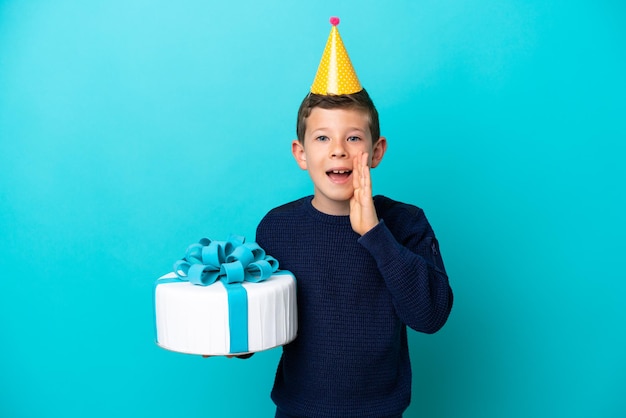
[310,17,363,95]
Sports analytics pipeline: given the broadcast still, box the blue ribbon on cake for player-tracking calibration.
[163,234,279,354]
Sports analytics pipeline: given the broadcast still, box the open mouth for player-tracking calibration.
[326,169,352,182]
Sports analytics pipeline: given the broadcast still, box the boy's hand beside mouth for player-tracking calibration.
[350,151,379,236]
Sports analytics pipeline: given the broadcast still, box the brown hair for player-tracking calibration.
[296,89,380,143]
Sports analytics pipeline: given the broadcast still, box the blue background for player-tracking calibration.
[1,1,624,417]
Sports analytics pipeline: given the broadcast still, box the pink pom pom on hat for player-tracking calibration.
[310,16,363,95]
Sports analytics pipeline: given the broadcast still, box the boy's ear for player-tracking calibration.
[291,139,308,170]
[370,137,387,168]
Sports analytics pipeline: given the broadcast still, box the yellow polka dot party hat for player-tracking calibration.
[310,17,363,95]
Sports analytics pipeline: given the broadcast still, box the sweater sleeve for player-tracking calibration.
[358,218,453,334]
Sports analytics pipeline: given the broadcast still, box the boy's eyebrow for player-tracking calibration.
[310,126,367,135]
[309,127,330,135]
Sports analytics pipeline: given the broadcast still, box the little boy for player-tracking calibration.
[256,18,453,418]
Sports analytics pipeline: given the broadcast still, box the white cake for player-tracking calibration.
[155,271,297,355]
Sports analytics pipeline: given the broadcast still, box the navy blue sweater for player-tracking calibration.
[256,196,453,417]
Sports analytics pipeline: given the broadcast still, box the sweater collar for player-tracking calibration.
[303,196,353,226]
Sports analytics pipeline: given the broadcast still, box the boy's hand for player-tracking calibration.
[202,353,254,359]
[350,152,379,236]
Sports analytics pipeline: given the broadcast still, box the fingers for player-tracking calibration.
[349,151,379,236]
[202,354,254,359]
[353,152,370,193]
[353,155,360,190]
[361,152,370,191]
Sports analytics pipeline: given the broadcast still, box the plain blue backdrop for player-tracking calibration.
[1,1,624,417]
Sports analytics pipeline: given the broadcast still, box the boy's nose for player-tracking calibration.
[330,142,347,158]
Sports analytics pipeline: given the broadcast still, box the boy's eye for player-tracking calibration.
[347,136,361,142]
[316,136,330,142]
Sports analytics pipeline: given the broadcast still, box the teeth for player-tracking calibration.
[332,170,350,174]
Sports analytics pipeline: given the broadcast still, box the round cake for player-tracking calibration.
[155,271,297,355]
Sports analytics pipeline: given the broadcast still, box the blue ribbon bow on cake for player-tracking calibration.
[172,234,279,286]
[161,234,281,354]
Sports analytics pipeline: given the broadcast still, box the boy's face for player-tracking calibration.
[292,107,387,215]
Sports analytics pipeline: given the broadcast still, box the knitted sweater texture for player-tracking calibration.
[256,196,453,418]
